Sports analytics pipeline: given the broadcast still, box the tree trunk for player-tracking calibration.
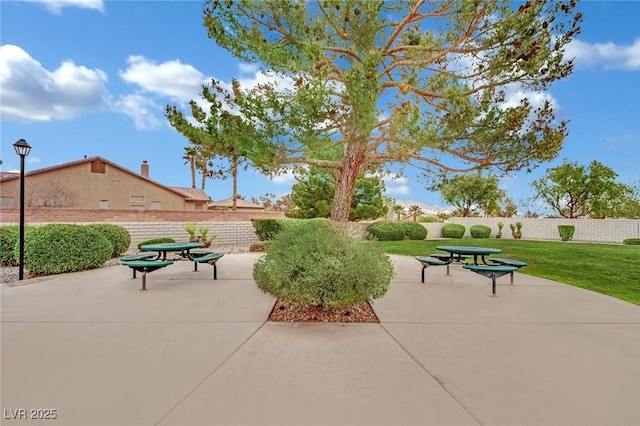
[330,143,364,222]
[190,160,196,189]
[232,157,238,211]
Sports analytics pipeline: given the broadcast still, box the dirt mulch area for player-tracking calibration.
[268,298,379,323]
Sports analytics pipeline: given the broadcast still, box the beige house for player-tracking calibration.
[0,157,210,210]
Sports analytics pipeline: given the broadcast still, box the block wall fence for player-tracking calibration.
[420,217,640,244]
[1,208,638,247]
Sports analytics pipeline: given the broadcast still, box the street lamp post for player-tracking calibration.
[13,139,31,280]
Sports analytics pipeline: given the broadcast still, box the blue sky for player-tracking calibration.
[1,0,639,212]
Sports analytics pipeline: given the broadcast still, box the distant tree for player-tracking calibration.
[171,0,582,222]
[182,145,198,189]
[407,205,424,222]
[532,160,635,218]
[439,173,502,217]
[251,193,276,210]
[392,204,405,221]
[27,183,72,207]
[485,196,518,218]
[286,167,387,221]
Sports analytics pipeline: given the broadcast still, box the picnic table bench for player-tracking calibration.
[415,256,447,283]
[120,253,157,278]
[120,260,173,290]
[463,264,519,296]
[488,258,528,284]
[192,252,225,279]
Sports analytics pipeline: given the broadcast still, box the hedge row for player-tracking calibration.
[367,221,428,241]
[0,223,131,276]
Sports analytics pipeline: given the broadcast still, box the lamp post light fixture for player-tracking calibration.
[13,138,31,280]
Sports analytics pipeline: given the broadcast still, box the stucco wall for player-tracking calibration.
[1,161,192,210]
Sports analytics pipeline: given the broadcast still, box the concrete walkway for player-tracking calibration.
[2,254,639,426]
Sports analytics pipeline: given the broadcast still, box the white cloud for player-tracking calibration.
[380,173,412,196]
[269,168,298,185]
[0,44,110,122]
[23,0,105,14]
[238,63,258,74]
[119,55,208,103]
[566,38,640,70]
[115,94,161,130]
[500,86,558,111]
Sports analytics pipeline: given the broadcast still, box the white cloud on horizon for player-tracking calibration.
[23,0,105,14]
[0,44,110,122]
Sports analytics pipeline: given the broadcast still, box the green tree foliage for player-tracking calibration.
[167,0,581,222]
[407,205,424,222]
[532,160,637,218]
[484,196,518,218]
[286,167,388,221]
[439,173,502,217]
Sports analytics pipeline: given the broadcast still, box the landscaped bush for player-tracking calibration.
[252,219,284,241]
[470,225,491,238]
[401,222,428,240]
[254,220,393,308]
[85,223,131,257]
[622,238,640,245]
[367,221,405,241]
[137,237,175,250]
[558,225,575,241]
[0,225,19,266]
[20,224,112,275]
[442,223,466,238]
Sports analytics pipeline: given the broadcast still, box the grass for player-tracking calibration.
[375,239,640,306]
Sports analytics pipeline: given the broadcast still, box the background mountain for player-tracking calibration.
[393,199,451,215]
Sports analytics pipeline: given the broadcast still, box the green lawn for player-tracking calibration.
[375,239,640,306]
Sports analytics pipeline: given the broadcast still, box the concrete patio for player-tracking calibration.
[2,253,639,426]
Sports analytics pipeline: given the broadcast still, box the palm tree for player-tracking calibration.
[408,205,424,222]
[392,204,405,221]
[182,146,198,189]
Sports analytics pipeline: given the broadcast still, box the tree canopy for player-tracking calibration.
[168,0,581,222]
[286,167,388,221]
[439,173,502,216]
[531,160,637,218]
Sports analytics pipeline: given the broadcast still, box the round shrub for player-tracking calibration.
[20,224,112,275]
[0,225,19,266]
[85,223,131,257]
[137,237,175,250]
[367,221,405,241]
[470,225,491,238]
[623,238,640,245]
[442,223,466,238]
[558,225,575,242]
[401,222,428,240]
[254,220,393,308]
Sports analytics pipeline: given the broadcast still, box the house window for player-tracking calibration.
[151,201,161,210]
[99,200,109,209]
[91,161,106,173]
[130,195,145,209]
[0,196,15,207]
[195,203,204,211]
